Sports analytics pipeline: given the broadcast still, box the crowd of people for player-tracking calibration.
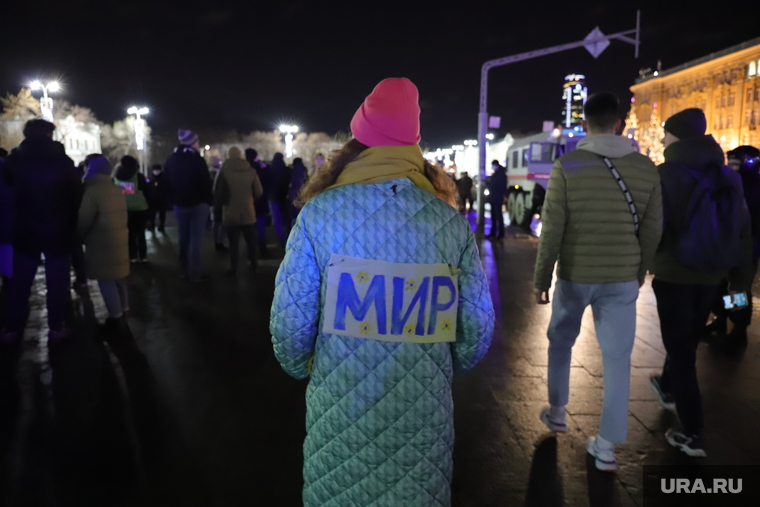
[0,121,318,343]
[0,76,758,506]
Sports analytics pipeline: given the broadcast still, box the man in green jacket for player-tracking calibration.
[534,92,663,472]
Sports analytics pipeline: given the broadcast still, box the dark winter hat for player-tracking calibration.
[663,108,707,140]
[178,129,199,146]
[727,145,760,160]
[83,155,112,180]
[120,155,139,171]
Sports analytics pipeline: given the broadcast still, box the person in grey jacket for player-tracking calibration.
[214,147,263,275]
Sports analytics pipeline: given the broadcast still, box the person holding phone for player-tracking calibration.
[706,146,760,347]
[649,109,753,458]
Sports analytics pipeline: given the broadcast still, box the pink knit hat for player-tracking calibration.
[350,78,421,147]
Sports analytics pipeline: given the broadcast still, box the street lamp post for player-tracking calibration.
[279,125,298,159]
[30,80,60,122]
[475,11,641,230]
[128,106,149,174]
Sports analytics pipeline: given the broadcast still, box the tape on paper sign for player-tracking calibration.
[322,254,458,343]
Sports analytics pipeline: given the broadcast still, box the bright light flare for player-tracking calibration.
[128,106,149,116]
[47,81,60,92]
[279,124,298,134]
[30,81,42,91]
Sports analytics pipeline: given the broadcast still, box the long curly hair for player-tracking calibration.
[297,139,457,208]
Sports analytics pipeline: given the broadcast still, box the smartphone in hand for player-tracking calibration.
[723,293,749,310]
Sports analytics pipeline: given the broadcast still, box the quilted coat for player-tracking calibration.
[77,174,130,281]
[534,134,662,291]
[271,177,494,507]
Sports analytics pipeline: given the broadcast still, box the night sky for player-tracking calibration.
[2,0,757,148]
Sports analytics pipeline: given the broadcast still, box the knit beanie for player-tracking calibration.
[350,78,421,147]
[83,155,113,181]
[178,129,199,146]
[228,147,242,159]
[663,108,707,140]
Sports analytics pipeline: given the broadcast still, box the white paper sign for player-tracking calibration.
[322,254,459,343]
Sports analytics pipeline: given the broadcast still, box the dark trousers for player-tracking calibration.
[226,224,257,271]
[71,243,87,284]
[127,210,148,260]
[6,250,71,332]
[712,261,758,329]
[270,200,291,245]
[147,206,166,231]
[256,219,269,257]
[653,279,720,436]
[490,200,505,237]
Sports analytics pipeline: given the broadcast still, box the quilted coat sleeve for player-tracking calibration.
[270,214,321,379]
[534,159,567,291]
[452,230,495,373]
[636,175,663,282]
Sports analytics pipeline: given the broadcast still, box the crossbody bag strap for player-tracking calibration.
[601,156,640,236]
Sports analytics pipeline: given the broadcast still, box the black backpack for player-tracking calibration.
[673,164,744,272]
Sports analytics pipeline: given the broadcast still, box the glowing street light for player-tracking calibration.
[279,124,299,159]
[128,106,149,173]
[29,80,61,122]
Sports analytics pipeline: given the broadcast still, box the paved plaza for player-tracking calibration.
[1,214,758,506]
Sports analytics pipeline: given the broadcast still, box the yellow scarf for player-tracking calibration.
[327,145,437,196]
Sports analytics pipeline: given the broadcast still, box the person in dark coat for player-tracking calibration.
[245,148,271,258]
[163,130,213,281]
[487,160,507,239]
[707,145,760,347]
[650,109,753,457]
[1,119,82,341]
[114,155,151,263]
[0,148,12,298]
[147,164,167,233]
[269,152,292,245]
[288,157,309,223]
[456,171,474,214]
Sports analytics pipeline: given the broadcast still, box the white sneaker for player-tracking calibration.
[540,407,567,433]
[587,436,617,471]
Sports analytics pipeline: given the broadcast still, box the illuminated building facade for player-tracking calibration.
[562,74,588,130]
[630,36,760,152]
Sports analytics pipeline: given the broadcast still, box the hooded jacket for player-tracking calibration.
[78,158,129,280]
[163,145,213,207]
[534,134,663,291]
[653,135,753,289]
[270,148,494,507]
[2,136,82,254]
[213,157,264,226]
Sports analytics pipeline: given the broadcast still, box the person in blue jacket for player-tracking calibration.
[270,78,495,507]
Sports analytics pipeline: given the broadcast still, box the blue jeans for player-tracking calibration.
[547,279,639,443]
[6,250,71,332]
[174,204,209,278]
